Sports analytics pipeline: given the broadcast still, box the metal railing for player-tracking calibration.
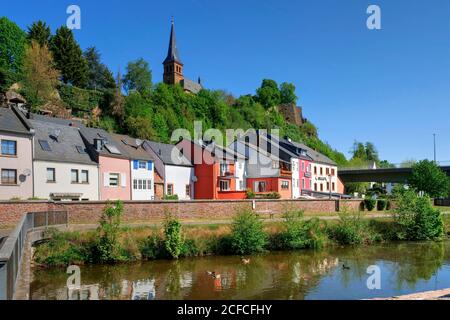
[0,211,68,300]
[339,160,450,171]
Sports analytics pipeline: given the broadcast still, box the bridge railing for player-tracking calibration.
[339,161,450,171]
[0,211,68,300]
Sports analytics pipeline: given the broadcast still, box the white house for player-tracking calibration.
[30,120,99,201]
[112,134,155,201]
[291,158,300,198]
[143,141,194,200]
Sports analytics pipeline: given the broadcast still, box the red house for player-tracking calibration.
[176,139,247,200]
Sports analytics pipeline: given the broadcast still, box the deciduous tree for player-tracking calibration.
[409,160,450,198]
[123,58,152,95]
[0,17,26,84]
[21,41,60,108]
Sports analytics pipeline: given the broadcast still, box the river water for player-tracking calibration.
[30,240,450,300]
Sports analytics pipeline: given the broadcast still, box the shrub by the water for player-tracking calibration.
[163,216,184,259]
[230,208,267,255]
[394,190,444,241]
[271,210,326,250]
[327,210,381,245]
[93,201,124,263]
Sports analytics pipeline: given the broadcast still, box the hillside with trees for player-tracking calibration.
[1,17,366,167]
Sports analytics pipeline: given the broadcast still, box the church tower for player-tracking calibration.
[163,18,184,85]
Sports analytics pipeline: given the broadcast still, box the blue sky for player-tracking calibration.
[3,0,450,164]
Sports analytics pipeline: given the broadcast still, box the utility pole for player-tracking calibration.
[433,133,437,164]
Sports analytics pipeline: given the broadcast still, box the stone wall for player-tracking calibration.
[0,199,363,228]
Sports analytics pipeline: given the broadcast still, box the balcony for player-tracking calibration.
[279,163,292,176]
[304,172,312,178]
[220,171,234,178]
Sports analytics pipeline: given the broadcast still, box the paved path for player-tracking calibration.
[67,213,394,232]
[372,288,450,300]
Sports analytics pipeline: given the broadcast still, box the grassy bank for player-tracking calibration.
[33,191,448,268]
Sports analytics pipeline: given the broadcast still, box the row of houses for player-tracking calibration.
[0,106,344,201]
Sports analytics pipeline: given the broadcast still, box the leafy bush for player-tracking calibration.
[58,83,108,113]
[246,189,255,199]
[93,201,124,263]
[394,190,444,241]
[377,199,387,211]
[271,210,326,250]
[364,198,376,211]
[139,234,166,260]
[163,216,184,259]
[265,192,281,199]
[327,210,380,245]
[163,194,179,201]
[230,208,267,255]
[34,229,93,266]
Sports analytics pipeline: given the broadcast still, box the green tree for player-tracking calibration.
[21,41,60,107]
[394,190,444,240]
[0,17,26,84]
[27,21,51,46]
[279,82,297,104]
[364,142,379,162]
[408,160,450,198]
[230,208,267,255]
[50,26,88,87]
[123,58,152,95]
[256,79,281,109]
[110,71,125,120]
[84,47,115,90]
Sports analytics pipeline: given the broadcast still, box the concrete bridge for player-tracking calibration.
[338,166,450,183]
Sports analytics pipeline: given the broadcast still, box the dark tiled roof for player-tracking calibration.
[110,133,154,161]
[187,138,246,161]
[181,79,202,94]
[30,113,86,127]
[79,127,129,159]
[0,106,33,135]
[30,120,96,165]
[145,141,192,166]
[163,21,182,64]
[289,140,336,165]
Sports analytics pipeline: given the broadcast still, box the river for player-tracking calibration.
[30,240,450,300]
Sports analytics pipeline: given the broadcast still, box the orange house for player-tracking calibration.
[176,139,247,200]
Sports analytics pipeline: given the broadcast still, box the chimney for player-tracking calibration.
[198,77,201,85]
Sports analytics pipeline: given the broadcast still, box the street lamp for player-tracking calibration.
[433,133,437,164]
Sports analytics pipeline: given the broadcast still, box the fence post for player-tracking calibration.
[0,262,6,300]
[45,212,48,230]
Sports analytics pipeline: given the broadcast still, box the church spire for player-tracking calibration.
[163,17,182,64]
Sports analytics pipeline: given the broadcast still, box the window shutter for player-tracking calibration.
[133,160,138,170]
[104,173,109,187]
[147,161,153,171]
[121,173,126,187]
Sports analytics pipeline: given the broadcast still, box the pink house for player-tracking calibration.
[0,106,34,200]
[299,158,312,192]
[80,127,131,201]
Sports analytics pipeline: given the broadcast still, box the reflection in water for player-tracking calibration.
[30,241,450,300]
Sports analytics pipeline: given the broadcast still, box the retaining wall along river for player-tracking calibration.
[0,199,363,228]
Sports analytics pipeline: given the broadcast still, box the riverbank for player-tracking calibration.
[373,288,450,300]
